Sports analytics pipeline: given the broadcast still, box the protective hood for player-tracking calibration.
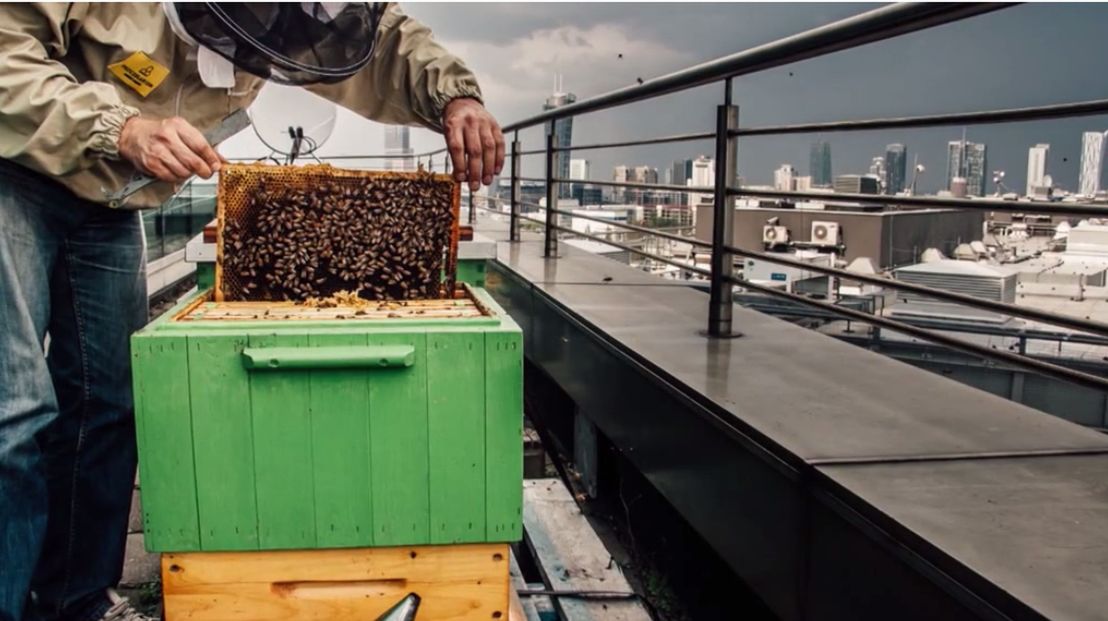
[165,2,386,86]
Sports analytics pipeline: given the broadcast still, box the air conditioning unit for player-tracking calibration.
[762,225,790,247]
[810,221,841,247]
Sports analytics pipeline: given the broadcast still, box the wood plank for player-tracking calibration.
[522,479,651,621]
[132,335,200,551]
[249,333,317,549]
[308,332,373,548]
[162,543,509,621]
[369,332,430,545]
[188,334,259,550]
[486,332,524,541]
[427,331,486,544]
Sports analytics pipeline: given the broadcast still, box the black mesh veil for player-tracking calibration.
[173,3,386,85]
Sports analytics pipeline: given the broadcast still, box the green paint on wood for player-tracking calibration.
[242,345,414,370]
[485,331,524,540]
[427,331,486,543]
[196,263,215,291]
[131,335,200,551]
[457,259,487,288]
[308,332,374,548]
[133,287,522,552]
[188,334,259,550]
[369,331,430,545]
[249,332,317,549]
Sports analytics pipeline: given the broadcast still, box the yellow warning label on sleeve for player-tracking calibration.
[107,51,169,98]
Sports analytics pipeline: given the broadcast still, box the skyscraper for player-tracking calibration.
[569,159,590,181]
[868,157,885,192]
[884,144,907,195]
[774,164,796,191]
[670,159,692,187]
[613,165,632,202]
[809,140,832,187]
[384,126,412,171]
[688,156,715,225]
[946,137,987,197]
[544,75,577,198]
[1026,144,1049,196]
[632,166,658,185]
[1080,131,1106,196]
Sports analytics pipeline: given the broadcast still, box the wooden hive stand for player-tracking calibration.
[161,543,509,620]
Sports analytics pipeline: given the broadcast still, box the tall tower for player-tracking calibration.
[1080,131,1106,196]
[946,131,987,197]
[884,144,907,195]
[544,75,577,198]
[1026,143,1049,196]
[384,126,412,171]
[809,140,832,187]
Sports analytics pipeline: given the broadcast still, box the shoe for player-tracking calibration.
[98,589,156,621]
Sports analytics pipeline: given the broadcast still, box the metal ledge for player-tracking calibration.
[485,227,1108,619]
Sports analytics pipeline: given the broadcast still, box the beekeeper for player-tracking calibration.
[0,4,503,621]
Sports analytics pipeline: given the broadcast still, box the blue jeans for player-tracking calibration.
[0,161,147,621]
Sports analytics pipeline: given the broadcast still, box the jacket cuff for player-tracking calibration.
[431,77,484,128]
[90,104,141,160]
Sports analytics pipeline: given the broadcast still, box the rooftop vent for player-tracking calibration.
[894,260,1017,303]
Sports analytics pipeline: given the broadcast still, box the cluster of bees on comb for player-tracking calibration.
[221,172,456,301]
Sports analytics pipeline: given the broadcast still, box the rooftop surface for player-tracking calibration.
[482,218,1108,618]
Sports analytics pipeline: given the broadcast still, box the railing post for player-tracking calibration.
[510,133,521,242]
[544,129,558,257]
[707,83,740,337]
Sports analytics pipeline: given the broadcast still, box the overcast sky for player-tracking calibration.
[224,3,1108,195]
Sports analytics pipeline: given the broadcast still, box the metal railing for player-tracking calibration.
[468,2,1108,393]
[210,3,1108,392]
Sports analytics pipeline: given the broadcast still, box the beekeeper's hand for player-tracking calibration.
[119,116,226,183]
[444,97,505,192]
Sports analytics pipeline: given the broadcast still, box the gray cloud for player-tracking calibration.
[224,3,1108,197]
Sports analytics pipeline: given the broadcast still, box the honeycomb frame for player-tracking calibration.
[215,163,460,302]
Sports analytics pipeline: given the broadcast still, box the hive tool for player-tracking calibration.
[103,108,251,208]
[374,593,421,621]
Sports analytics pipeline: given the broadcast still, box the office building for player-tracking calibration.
[834,174,880,195]
[946,138,987,197]
[794,176,813,192]
[1080,131,1106,196]
[571,185,604,205]
[544,76,577,198]
[868,157,886,192]
[384,126,413,171]
[633,166,659,185]
[670,159,692,188]
[810,140,832,187]
[884,144,907,194]
[688,156,715,226]
[774,164,797,191]
[1026,144,1049,196]
[569,159,590,181]
[950,177,968,198]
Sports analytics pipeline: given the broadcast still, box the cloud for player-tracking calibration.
[441,23,692,120]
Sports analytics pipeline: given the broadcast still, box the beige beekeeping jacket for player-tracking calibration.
[0,3,481,208]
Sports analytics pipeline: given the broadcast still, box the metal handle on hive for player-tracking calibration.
[241,345,415,370]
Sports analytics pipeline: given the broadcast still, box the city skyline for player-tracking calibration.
[391,3,1108,197]
[220,5,1108,198]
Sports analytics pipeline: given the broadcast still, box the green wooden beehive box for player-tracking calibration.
[131,285,523,553]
